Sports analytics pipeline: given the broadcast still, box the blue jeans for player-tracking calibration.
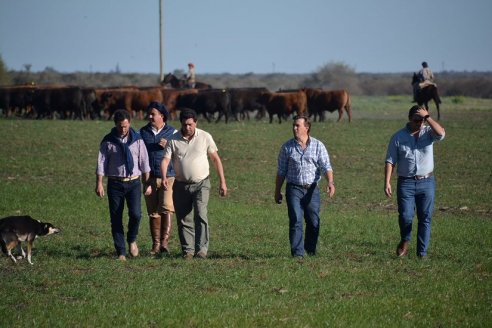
[286,183,321,257]
[397,176,435,256]
[107,179,142,256]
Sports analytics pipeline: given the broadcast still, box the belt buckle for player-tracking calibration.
[121,176,138,182]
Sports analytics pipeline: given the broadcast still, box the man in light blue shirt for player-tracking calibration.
[275,115,335,259]
[385,105,445,258]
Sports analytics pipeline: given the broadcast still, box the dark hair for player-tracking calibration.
[293,114,311,133]
[113,109,131,123]
[147,101,169,121]
[422,61,428,68]
[179,108,197,122]
[408,105,421,119]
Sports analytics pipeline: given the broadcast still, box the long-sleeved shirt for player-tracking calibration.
[385,124,445,177]
[277,136,332,185]
[97,129,150,178]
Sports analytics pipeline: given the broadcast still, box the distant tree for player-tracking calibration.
[302,61,361,94]
[172,69,185,79]
[37,67,61,85]
[0,54,12,85]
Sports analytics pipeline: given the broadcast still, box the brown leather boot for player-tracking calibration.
[149,215,161,255]
[160,213,172,253]
[396,240,409,257]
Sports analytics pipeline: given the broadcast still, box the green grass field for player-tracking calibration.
[0,96,491,327]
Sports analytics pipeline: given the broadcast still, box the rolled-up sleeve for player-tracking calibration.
[96,143,107,176]
[138,140,151,174]
[386,135,398,165]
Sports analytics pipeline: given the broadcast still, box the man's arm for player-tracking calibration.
[418,108,445,136]
[275,175,285,204]
[209,151,227,197]
[325,170,335,198]
[384,162,394,198]
[160,157,171,190]
[95,175,105,198]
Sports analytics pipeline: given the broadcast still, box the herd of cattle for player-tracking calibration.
[0,83,352,123]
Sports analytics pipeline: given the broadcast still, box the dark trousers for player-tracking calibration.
[107,179,142,256]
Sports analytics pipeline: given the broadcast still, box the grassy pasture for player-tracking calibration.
[0,96,491,327]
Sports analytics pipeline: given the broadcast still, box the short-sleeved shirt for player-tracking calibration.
[386,124,445,177]
[277,136,332,185]
[164,128,218,183]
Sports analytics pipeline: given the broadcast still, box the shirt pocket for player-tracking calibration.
[398,142,414,160]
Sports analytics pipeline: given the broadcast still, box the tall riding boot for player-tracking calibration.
[149,215,161,255]
[160,213,173,253]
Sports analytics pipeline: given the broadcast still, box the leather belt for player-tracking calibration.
[109,176,140,182]
[399,172,433,180]
[287,182,316,189]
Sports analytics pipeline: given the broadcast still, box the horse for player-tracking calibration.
[161,73,212,90]
[411,73,442,120]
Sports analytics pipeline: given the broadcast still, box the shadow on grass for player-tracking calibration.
[44,244,286,262]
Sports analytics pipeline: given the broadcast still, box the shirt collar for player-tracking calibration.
[151,123,164,135]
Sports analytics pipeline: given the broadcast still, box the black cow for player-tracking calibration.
[0,86,36,118]
[177,89,231,123]
[33,86,84,119]
[229,87,269,121]
[81,87,99,119]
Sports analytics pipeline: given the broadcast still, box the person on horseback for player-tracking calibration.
[413,61,437,102]
[186,63,196,88]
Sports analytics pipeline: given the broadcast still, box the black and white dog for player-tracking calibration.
[0,215,60,265]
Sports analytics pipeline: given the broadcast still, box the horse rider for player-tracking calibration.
[413,61,437,102]
[186,63,196,88]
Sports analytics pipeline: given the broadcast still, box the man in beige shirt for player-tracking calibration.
[161,108,227,259]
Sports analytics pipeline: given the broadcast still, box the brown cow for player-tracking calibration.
[304,88,352,122]
[135,87,164,119]
[96,86,163,120]
[95,87,138,120]
[258,90,307,123]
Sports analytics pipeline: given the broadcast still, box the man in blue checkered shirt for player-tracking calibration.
[275,115,335,259]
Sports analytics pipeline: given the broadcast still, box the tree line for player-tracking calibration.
[2,59,492,98]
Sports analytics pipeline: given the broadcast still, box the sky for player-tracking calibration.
[1,0,491,75]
